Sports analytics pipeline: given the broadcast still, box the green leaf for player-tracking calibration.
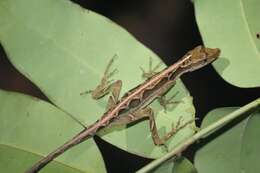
[240,110,260,172]
[0,0,196,157]
[194,0,260,88]
[194,107,260,173]
[0,90,106,173]
[172,157,197,173]
[152,157,197,173]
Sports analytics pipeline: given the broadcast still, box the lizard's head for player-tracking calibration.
[180,46,220,72]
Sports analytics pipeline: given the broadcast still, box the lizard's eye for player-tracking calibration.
[203,59,208,63]
[182,59,191,67]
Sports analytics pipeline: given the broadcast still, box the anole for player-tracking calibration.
[26,45,220,173]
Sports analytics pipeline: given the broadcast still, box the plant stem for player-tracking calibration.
[136,98,260,173]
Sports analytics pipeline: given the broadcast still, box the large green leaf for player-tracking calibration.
[194,0,260,88]
[0,90,106,173]
[152,157,197,173]
[0,0,196,157]
[194,107,260,173]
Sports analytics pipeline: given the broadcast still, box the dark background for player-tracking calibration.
[0,0,259,172]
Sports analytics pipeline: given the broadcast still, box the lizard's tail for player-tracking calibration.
[25,127,95,173]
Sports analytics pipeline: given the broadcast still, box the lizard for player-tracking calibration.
[26,45,220,173]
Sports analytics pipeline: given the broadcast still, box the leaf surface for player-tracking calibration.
[0,90,106,173]
[194,107,260,173]
[194,0,260,87]
[152,157,197,173]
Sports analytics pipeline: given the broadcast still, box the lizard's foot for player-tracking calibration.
[171,116,196,135]
[140,56,162,79]
[158,92,183,113]
[80,55,119,100]
[160,116,195,144]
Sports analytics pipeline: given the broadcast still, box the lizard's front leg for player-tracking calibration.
[158,91,183,113]
[153,80,183,113]
[105,80,122,110]
[140,56,162,79]
[80,55,122,107]
[140,58,181,112]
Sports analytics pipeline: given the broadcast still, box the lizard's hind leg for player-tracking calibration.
[108,107,192,146]
[142,107,195,146]
[139,107,179,146]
